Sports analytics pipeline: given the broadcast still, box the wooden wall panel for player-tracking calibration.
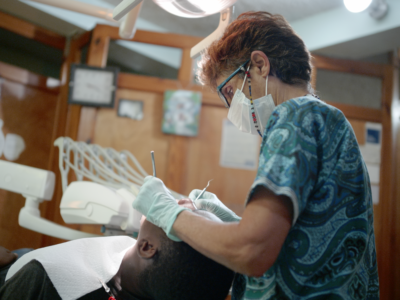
[93,89,171,178]
[347,119,366,145]
[41,32,92,247]
[184,106,258,211]
[0,11,66,50]
[0,78,58,250]
[392,49,400,300]
[93,89,171,180]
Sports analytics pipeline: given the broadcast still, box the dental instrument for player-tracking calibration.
[193,179,213,209]
[151,151,156,177]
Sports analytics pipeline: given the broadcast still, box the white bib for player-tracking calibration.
[6,236,136,300]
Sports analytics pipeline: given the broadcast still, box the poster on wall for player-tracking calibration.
[219,119,260,170]
[161,90,202,137]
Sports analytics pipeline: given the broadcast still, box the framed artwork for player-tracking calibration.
[161,90,202,137]
[68,64,119,107]
[117,99,144,120]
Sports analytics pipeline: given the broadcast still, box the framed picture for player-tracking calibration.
[68,64,119,107]
[161,90,202,137]
[117,99,144,120]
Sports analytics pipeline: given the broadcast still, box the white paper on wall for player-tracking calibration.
[370,184,379,205]
[359,144,381,164]
[219,119,260,170]
[365,163,380,184]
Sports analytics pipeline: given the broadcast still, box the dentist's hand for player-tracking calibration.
[189,190,241,223]
[132,176,189,241]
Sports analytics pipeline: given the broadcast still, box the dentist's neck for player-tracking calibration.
[269,77,310,106]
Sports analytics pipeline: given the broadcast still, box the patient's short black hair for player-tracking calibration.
[140,212,234,300]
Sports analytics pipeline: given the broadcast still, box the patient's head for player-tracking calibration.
[120,209,234,300]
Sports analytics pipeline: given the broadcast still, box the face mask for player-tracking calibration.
[228,76,275,136]
[252,76,276,135]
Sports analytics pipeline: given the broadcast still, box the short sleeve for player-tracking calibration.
[246,99,320,224]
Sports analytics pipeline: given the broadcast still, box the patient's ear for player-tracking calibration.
[137,239,157,259]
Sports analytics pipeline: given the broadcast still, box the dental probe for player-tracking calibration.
[151,151,156,177]
[193,179,213,209]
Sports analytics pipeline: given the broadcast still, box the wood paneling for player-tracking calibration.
[0,78,58,250]
[93,89,171,180]
[347,119,366,145]
[376,63,395,300]
[178,48,194,83]
[312,54,386,78]
[164,135,190,194]
[184,106,258,205]
[118,72,221,106]
[393,48,400,300]
[0,61,60,94]
[93,24,202,49]
[0,11,65,50]
[41,32,93,247]
[325,101,382,123]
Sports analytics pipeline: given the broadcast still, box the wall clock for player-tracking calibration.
[68,64,119,107]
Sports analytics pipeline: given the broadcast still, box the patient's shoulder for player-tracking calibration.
[0,260,61,299]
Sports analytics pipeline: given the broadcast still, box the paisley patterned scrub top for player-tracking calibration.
[232,96,379,300]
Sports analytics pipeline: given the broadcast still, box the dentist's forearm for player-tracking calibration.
[173,189,293,276]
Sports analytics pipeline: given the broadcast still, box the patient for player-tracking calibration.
[0,209,234,300]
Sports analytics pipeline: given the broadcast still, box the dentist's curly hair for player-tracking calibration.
[198,11,312,91]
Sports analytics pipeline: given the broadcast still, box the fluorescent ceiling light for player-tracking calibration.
[344,0,373,13]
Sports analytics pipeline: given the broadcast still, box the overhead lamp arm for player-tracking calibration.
[113,0,143,21]
[190,6,235,59]
[119,1,144,39]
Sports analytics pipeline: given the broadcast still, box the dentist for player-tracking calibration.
[133,11,379,300]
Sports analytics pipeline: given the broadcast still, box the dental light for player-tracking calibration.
[114,0,236,58]
[344,0,388,19]
[344,0,373,13]
[23,0,236,57]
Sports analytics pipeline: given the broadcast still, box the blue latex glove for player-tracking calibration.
[189,190,241,223]
[132,176,189,241]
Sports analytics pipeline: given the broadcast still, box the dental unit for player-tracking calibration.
[0,137,182,240]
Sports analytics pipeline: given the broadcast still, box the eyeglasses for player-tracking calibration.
[217,59,250,108]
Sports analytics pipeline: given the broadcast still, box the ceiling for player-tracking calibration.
[104,0,344,37]
[0,0,399,63]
